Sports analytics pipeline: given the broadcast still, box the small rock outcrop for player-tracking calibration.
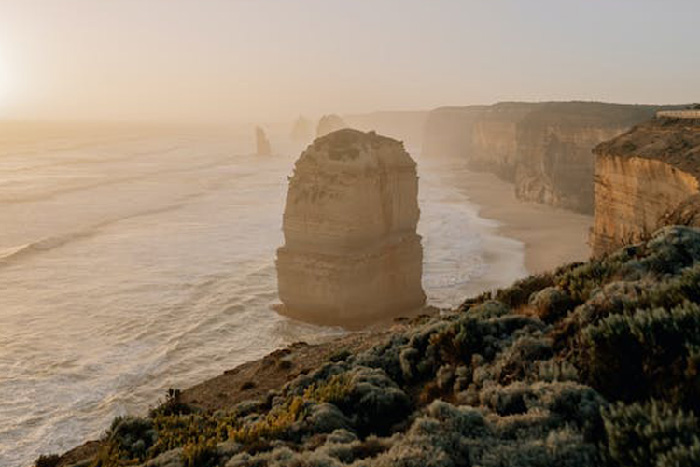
[316,114,347,138]
[256,126,272,156]
[276,129,426,325]
[591,117,700,255]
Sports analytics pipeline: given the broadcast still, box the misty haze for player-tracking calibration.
[1,2,699,467]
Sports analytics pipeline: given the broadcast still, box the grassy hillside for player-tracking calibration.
[45,226,700,467]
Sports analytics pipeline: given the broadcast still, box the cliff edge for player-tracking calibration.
[591,117,700,256]
[51,226,700,467]
[422,102,660,213]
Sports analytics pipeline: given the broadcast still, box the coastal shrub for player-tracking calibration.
[353,334,409,383]
[477,428,598,467]
[602,401,699,467]
[182,438,219,467]
[91,416,158,466]
[580,303,700,406]
[535,360,579,383]
[556,259,619,303]
[229,397,306,445]
[226,446,343,467]
[302,374,353,406]
[528,287,574,323]
[328,348,351,363]
[495,273,555,309]
[341,367,411,436]
[305,403,352,434]
[150,413,226,456]
[655,439,700,467]
[492,335,553,385]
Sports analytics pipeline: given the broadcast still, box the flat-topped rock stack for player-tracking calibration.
[276,129,426,325]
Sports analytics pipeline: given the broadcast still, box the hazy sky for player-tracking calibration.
[0,0,698,123]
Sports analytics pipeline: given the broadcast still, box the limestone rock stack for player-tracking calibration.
[256,126,272,156]
[276,129,426,325]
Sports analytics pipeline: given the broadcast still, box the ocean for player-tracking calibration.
[0,126,526,467]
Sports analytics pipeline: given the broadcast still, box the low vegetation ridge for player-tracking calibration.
[41,226,700,467]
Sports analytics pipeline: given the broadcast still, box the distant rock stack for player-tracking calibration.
[256,126,272,156]
[316,114,347,138]
[290,117,312,145]
[276,129,426,325]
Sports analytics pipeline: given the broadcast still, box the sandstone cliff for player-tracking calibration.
[276,129,426,325]
[422,102,659,213]
[591,117,700,255]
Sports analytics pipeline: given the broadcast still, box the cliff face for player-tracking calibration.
[421,106,486,160]
[422,102,659,213]
[276,129,426,325]
[591,118,700,256]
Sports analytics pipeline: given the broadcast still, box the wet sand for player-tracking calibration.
[451,167,593,274]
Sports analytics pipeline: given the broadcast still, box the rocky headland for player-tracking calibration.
[591,116,700,256]
[422,102,661,213]
[39,116,700,467]
[49,226,700,467]
[275,129,426,326]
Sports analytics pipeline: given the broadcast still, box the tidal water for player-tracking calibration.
[0,127,526,466]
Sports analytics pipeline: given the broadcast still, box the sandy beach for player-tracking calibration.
[449,165,593,275]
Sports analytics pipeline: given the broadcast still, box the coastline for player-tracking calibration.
[447,164,593,275]
[46,157,594,467]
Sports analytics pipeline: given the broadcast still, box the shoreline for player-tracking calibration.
[45,158,593,467]
[448,164,593,275]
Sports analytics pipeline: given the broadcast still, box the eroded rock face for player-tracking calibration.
[276,129,426,325]
[422,102,660,213]
[591,118,700,256]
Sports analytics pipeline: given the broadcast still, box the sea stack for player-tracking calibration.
[316,114,347,138]
[256,126,272,156]
[290,116,312,144]
[276,129,426,325]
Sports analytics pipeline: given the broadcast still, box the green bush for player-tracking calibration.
[182,438,219,467]
[602,401,698,467]
[581,303,700,406]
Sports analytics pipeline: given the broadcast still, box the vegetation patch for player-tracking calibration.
[72,226,700,467]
